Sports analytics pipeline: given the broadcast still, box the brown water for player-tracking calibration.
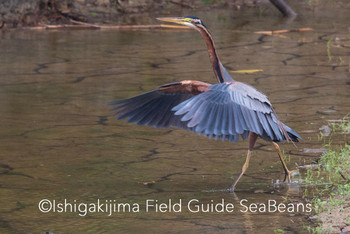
[1,1,350,233]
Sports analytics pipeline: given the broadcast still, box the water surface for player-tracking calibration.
[1,2,350,233]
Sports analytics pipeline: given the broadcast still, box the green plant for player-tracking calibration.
[330,115,350,134]
[303,115,350,232]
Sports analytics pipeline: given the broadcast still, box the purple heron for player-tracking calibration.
[110,16,301,192]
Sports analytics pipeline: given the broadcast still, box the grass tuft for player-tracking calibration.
[304,114,350,233]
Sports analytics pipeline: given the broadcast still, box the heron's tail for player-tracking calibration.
[280,122,302,143]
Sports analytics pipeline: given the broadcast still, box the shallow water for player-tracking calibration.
[1,1,350,233]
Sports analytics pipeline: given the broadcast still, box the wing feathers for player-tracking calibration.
[111,81,300,143]
[111,89,194,129]
[172,82,300,142]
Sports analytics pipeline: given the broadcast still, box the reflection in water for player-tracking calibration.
[1,2,350,233]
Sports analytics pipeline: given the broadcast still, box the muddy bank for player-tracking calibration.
[314,194,350,233]
[0,0,264,28]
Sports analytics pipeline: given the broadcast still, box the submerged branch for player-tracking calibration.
[24,21,190,30]
[255,28,313,36]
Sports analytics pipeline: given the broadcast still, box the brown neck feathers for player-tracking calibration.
[197,24,225,83]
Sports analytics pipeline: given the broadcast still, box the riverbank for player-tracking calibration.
[0,0,262,28]
[306,116,350,233]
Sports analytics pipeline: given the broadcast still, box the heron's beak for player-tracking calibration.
[156,17,188,25]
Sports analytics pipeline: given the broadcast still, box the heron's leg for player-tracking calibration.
[271,142,298,182]
[228,132,258,192]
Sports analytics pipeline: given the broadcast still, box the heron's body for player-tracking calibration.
[110,16,301,191]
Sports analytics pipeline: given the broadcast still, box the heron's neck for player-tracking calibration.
[197,25,232,83]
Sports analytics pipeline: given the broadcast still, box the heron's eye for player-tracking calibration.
[191,19,201,25]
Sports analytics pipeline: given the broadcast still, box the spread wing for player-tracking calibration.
[109,80,211,129]
[110,81,301,142]
[172,82,300,142]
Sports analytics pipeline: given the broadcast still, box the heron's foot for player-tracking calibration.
[227,185,236,193]
[283,169,299,183]
[228,173,242,193]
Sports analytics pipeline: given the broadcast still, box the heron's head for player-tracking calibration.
[156,16,205,31]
